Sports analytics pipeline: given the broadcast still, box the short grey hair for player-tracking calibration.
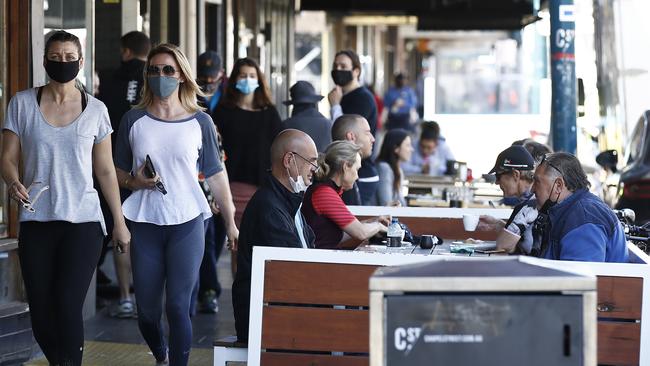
[541,152,590,191]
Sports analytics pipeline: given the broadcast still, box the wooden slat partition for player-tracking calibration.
[597,322,641,366]
[264,261,379,306]
[357,216,498,241]
[597,276,643,319]
[261,261,644,366]
[261,353,368,366]
[261,306,369,353]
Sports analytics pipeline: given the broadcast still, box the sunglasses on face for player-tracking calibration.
[147,64,177,76]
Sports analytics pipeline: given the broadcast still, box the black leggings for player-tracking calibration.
[18,221,103,366]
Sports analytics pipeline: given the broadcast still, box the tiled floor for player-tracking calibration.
[27,248,236,364]
[25,341,213,366]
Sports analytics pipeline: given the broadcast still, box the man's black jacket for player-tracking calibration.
[232,173,315,341]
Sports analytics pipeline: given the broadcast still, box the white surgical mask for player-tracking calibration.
[287,155,310,193]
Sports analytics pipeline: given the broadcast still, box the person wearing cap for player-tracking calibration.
[478,145,540,254]
[192,50,228,314]
[283,81,332,152]
[489,145,537,206]
[96,30,151,319]
[197,50,225,114]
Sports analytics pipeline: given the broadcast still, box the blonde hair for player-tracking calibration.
[316,141,362,181]
[135,43,205,113]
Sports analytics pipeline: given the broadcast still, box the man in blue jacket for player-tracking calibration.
[532,152,628,262]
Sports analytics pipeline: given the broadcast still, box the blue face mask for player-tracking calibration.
[148,76,179,98]
[235,78,259,95]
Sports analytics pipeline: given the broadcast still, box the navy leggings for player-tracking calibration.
[130,215,205,366]
[19,221,103,366]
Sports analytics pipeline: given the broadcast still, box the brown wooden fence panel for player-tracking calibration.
[264,261,379,306]
[262,306,369,353]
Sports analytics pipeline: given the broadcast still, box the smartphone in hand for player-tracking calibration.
[144,155,157,179]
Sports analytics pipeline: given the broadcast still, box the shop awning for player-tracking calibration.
[300,0,539,30]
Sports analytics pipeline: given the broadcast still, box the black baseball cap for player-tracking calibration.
[197,51,222,78]
[489,145,535,174]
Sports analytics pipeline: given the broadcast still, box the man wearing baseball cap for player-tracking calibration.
[488,145,536,206]
[478,145,540,254]
[197,50,225,113]
[283,81,332,153]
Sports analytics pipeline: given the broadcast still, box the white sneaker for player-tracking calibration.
[113,299,136,318]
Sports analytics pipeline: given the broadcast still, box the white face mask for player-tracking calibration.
[287,154,310,193]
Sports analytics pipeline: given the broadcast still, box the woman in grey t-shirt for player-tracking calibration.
[1,31,130,366]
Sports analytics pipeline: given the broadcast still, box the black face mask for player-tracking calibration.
[45,59,80,83]
[331,70,354,87]
[538,180,561,214]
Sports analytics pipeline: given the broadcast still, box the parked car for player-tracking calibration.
[597,110,650,224]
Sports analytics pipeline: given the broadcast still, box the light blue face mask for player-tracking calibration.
[235,77,259,95]
[148,76,179,98]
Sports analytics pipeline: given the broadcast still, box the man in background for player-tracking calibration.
[283,80,332,153]
[196,50,226,114]
[96,31,151,318]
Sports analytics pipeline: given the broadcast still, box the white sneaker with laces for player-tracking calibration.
[115,299,136,318]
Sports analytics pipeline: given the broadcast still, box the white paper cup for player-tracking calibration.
[496,228,521,253]
[462,214,479,231]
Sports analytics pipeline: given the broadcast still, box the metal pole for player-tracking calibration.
[550,0,577,154]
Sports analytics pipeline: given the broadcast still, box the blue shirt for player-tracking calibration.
[543,189,628,263]
[384,86,417,116]
[401,137,454,176]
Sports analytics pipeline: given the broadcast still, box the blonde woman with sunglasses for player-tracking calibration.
[113,43,237,366]
[0,30,130,366]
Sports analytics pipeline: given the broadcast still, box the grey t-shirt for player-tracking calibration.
[3,88,113,234]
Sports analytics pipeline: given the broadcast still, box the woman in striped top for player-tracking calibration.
[301,141,388,249]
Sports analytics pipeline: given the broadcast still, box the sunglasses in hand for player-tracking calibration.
[20,181,50,213]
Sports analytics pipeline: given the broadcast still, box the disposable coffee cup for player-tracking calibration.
[463,214,479,231]
[496,228,521,253]
[387,236,401,247]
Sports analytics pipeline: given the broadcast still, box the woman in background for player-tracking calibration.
[211,58,283,231]
[375,128,413,206]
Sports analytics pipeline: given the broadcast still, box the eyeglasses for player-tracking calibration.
[20,181,50,213]
[147,64,178,77]
[540,154,562,176]
[291,151,319,173]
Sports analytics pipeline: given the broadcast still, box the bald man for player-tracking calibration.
[232,129,318,342]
